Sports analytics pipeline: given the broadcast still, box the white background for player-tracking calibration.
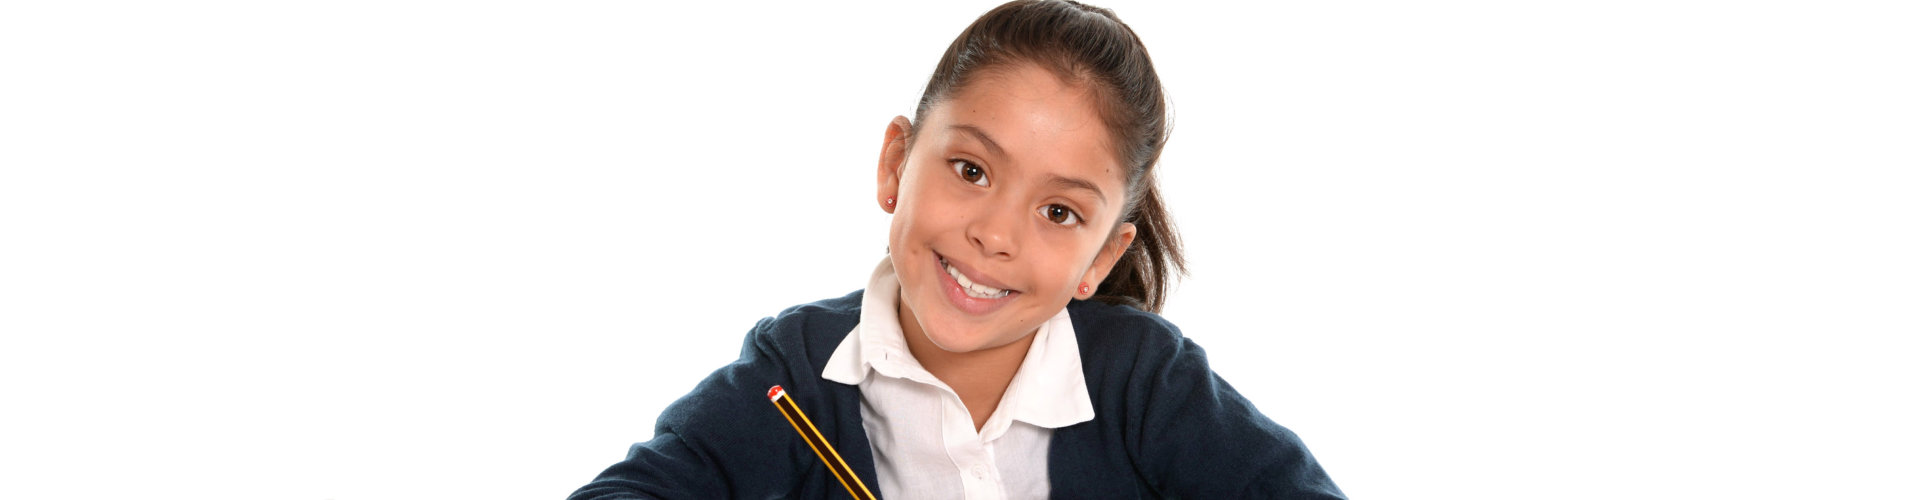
[2,1,1915,499]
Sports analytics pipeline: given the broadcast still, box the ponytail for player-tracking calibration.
[1090,172,1185,313]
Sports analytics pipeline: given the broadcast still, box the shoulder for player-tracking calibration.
[763,289,865,330]
[1065,299,1224,407]
[758,289,863,336]
[1059,301,1344,498]
[745,290,865,366]
[654,290,867,431]
[1065,298,1197,365]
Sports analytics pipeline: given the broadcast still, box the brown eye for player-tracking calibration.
[951,160,988,186]
[1042,204,1080,226]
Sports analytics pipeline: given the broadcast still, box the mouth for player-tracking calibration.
[938,253,1015,298]
[933,252,1019,315]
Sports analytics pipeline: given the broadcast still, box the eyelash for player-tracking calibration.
[951,159,1083,227]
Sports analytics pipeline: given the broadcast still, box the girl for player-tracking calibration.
[572,1,1341,498]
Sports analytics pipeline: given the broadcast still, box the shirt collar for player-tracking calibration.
[821,258,1095,429]
[821,258,918,386]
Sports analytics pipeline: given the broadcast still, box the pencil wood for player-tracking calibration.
[768,385,877,500]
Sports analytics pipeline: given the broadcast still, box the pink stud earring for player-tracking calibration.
[1079,282,1091,295]
[885,196,896,208]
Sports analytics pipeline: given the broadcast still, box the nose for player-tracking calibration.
[966,203,1020,260]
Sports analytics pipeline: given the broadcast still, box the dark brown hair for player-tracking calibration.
[912,0,1185,312]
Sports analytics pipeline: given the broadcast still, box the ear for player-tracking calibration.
[876,115,913,214]
[1078,222,1137,298]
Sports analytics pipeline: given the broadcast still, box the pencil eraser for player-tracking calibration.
[768,385,784,400]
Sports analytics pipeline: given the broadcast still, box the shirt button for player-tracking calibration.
[971,464,987,479]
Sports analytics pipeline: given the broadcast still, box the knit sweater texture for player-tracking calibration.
[569,291,1345,499]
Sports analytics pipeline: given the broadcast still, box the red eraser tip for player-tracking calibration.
[767,385,784,400]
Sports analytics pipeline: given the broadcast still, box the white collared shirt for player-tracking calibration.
[821,259,1096,500]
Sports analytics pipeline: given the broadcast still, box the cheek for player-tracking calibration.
[1047,236,1109,287]
[1021,247,1072,291]
[895,179,968,238]
[888,171,930,244]
[886,180,955,265]
[887,205,908,245]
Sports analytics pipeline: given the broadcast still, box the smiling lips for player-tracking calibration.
[945,260,1011,299]
[935,252,1019,306]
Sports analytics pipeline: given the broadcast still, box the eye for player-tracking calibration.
[1041,204,1081,226]
[951,160,988,187]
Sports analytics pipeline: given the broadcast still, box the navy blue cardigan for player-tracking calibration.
[570,291,1344,499]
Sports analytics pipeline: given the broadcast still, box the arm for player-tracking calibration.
[567,318,799,500]
[567,432,728,500]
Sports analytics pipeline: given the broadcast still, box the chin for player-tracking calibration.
[921,324,996,353]
[893,249,1049,354]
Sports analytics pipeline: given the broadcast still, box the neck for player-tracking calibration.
[896,295,1036,432]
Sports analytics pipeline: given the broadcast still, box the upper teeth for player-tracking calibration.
[944,259,1011,299]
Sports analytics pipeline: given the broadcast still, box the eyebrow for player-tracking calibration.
[947,124,1005,159]
[1047,174,1108,205]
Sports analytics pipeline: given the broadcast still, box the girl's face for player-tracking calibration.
[877,63,1137,355]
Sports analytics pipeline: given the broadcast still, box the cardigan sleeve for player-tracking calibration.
[567,317,803,500]
[1129,333,1345,499]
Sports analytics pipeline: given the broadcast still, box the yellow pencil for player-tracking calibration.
[767,385,877,500]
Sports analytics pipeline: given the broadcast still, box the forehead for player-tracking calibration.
[922,63,1127,189]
